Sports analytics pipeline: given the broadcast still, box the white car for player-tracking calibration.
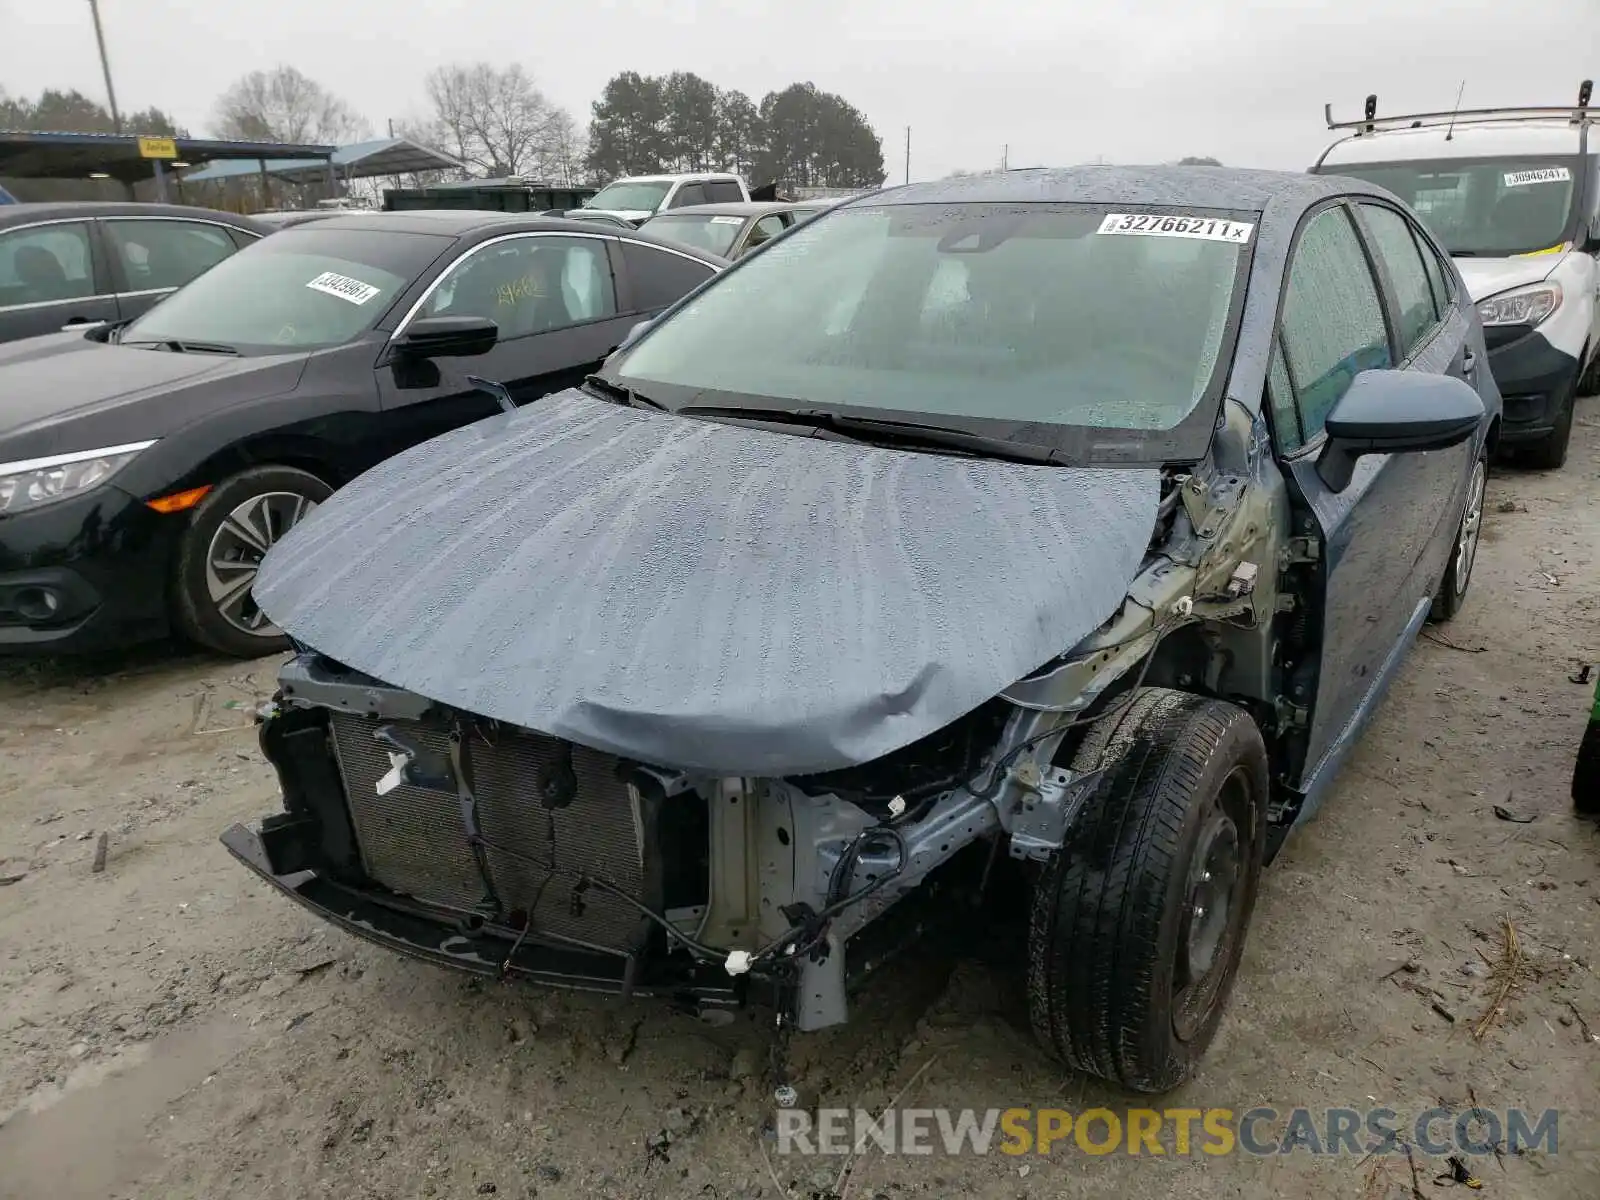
[1313,81,1599,468]
[576,173,750,227]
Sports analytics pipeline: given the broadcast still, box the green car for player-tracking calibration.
[1578,671,1600,814]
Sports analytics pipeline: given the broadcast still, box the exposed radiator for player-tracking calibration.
[329,712,653,954]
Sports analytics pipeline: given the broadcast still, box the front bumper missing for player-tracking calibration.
[220,821,745,1010]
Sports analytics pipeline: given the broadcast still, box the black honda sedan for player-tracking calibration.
[0,210,726,657]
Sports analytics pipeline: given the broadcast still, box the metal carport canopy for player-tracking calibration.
[178,137,461,185]
[0,130,336,184]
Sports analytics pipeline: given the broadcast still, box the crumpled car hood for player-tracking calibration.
[254,390,1159,775]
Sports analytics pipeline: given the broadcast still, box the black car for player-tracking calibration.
[0,202,268,343]
[0,211,726,657]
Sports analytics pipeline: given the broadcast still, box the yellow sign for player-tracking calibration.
[137,137,178,160]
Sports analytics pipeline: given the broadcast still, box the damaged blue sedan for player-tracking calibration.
[223,166,1500,1094]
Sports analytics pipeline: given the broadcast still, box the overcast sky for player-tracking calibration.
[2,0,1595,181]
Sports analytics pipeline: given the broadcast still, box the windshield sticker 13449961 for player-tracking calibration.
[1097,213,1255,243]
[305,271,381,305]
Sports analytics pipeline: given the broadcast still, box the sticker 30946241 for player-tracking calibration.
[1504,167,1571,187]
[1097,213,1255,243]
[305,271,381,305]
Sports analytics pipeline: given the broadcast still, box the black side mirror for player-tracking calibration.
[394,315,498,359]
[1317,369,1484,492]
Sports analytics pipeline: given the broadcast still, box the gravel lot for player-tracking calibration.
[2,399,1598,1200]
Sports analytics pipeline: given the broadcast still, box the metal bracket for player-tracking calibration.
[1283,536,1320,565]
[1006,765,1102,862]
[1179,471,1248,541]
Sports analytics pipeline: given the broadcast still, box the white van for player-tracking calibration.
[576,173,751,227]
[1312,82,1599,468]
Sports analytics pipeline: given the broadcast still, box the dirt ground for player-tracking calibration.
[2,401,1598,1200]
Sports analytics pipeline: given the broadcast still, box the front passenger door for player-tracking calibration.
[1272,203,1468,788]
[375,232,635,450]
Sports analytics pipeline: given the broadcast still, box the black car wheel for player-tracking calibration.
[1430,452,1487,623]
[1027,687,1267,1094]
[173,465,331,658]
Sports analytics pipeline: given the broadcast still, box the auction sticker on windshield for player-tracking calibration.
[305,271,381,305]
[1098,214,1254,243]
[710,216,744,224]
[1504,167,1571,187]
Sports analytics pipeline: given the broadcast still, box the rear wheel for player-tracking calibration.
[1430,453,1487,623]
[1026,688,1268,1094]
[172,465,331,658]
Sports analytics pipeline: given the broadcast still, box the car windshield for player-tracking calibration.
[586,181,672,211]
[607,202,1253,455]
[120,227,450,352]
[1327,155,1583,256]
[642,213,745,256]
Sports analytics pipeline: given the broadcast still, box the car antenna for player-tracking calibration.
[466,375,517,414]
[1444,80,1466,141]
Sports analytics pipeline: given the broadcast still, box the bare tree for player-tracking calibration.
[213,66,369,144]
[422,63,574,180]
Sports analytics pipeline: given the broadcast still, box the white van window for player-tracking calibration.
[1331,156,1581,257]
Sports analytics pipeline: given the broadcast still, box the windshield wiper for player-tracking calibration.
[121,338,240,355]
[583,375,669,411]
[676,404,1070,465]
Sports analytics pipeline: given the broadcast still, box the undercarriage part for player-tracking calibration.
[329,711,662,955]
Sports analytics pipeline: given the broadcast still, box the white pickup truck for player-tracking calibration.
[575,173,753,227]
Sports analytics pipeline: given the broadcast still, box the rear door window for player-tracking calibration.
[1357,203,1441,358]
[105,219,239,292]
[620,243,717,311]
[1278,206,1393,443]
[422,235,618,339]
[0,222,95,308]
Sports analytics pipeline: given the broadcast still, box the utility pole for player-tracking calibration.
[904,126,911,185]
[87,0,122,134]
[1001,144,1008,170]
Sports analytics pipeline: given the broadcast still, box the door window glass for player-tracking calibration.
[106,220,237,292]
[1266,335,1302,451]
[669,183,708,209]
[1358,203,1440,357]
[620,243,716,311]
[745,215,787,251]
[703,180,743,203]
[1415,227,1453,316]
[422,236,617,340]
[1280,207,1393,441]
[0,223,94,307]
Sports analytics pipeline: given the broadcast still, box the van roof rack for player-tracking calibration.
[1326,80,1593,135]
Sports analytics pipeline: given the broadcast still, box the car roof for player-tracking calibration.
[0,201,269,231]
[280,209,731,263]
[607,172,741,183]
[647,202,806,219]
[1318,120,1586,167]
[851,165,1347,213]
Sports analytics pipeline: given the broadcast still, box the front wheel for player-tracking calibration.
[1027,688,1268,1094]
[172,465,332,658]
[1430,453,1487,623]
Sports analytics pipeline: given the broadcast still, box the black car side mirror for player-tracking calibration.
[1317,369,1484,493]
[394,315,498,359]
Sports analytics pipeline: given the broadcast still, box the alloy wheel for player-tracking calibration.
[1455,459,1487,597]
[203,490,316,636]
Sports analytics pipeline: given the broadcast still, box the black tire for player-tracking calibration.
[1519,382,1575,470]
[1430,452,1487,623]
[172,465,332,658]
[1027,688,1268,1094]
